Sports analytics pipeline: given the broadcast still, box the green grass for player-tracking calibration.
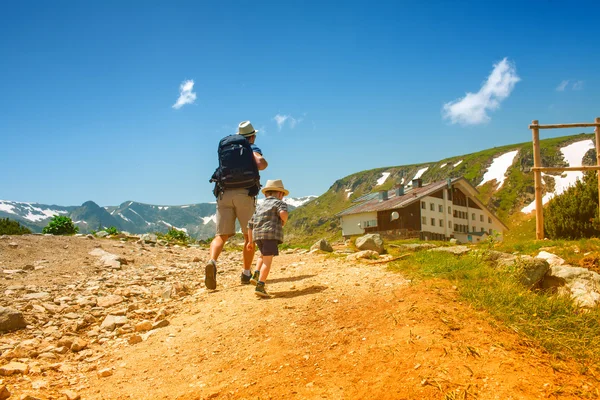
[388,247,600,367]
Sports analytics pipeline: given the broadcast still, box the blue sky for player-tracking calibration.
[1,0,599,206]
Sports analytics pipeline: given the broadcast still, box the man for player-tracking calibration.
[205,120,268,290]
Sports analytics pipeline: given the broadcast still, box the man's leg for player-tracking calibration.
[210,234,231,262]
[242,232,255,272]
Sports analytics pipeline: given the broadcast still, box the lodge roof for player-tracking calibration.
[337,178,462,217]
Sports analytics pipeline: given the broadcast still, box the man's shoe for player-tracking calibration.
[249,271,260,286]
[255,284,271,298]
[204,260,217,290]
[241,272,252,285]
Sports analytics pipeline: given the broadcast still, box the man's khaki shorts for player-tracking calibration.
[216,188,255,236]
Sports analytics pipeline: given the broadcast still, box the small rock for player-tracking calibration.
[346,250,379,261]
[97,295,124,308]
[0,306,27,333]
[152,320,170,330]
[128,334,143,345]
[70,338,88,352]
[310,239,333,253]
[98,368,113,377]
[8,242,18,249]
[0,361,29,376]
[63,390,81,400]
[0,385,10,400]
[355,234,384,254]
[134,321,153,332]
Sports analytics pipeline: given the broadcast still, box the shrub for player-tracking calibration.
[105,226,119,235]
[0,218,32,235]
[544,171,600,239]
[42,215,79,235]
[164,227,190,243]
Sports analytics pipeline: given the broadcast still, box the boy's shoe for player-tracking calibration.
[204,260,217,290]
[255,283,271,298]
[240,272,252,285]
[249,271,260,286]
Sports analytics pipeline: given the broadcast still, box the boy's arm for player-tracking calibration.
[279,210,288,226]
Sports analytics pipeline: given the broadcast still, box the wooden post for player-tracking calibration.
[531,120,544,240]
[596,117,600,219]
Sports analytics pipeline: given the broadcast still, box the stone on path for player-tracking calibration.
[311,239,333,253]
[0,306,27,333]
[355,234,384,254]
[0,361,29,376]
[346,250,379,261]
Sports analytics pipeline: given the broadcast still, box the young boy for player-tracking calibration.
[246,179,289,298]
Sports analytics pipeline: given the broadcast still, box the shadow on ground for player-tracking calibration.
[271,285,328,299]
[269,274,316,284]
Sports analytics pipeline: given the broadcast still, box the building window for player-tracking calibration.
[438,204,443,213]
[421,202,426,209]
[480,215,484,222]
[448,221,452,228]
[448,206,451,214]
[454,224,458,231]
[439,219,443,227]
[489,228,493,234]
[422,216,426,225]
[472,226,476,232]
[431,218,435,226]
[430,203,435,211]
[488,216,492,224]
[481,227,484,232]
[472,213,475,220]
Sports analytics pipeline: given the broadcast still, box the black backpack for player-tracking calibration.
[210,135,260,197]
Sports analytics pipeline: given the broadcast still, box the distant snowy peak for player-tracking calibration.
[0,200,70,222]
[257,196,317,208]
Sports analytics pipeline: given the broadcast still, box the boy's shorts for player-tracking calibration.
[216,188,255,236]
[255,240,279,256]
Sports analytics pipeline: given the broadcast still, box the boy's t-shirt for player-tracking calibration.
[248,196,288,243]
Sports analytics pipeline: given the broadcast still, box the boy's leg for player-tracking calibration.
[258,255,273,283]
[250,253,263,285]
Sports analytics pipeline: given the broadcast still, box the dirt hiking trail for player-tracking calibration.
[0,235,597,399]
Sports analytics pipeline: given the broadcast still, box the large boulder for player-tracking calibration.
[355,234,384,254]
[311,239,333,253]
[542,263,600,308]
[516,256,550,288]
[0,307,27,333]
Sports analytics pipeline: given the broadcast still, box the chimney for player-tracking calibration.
[378,190,388,202]
[412,178,423,188]
[395,184,405,196]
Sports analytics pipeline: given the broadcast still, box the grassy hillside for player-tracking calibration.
[287,133,595,245]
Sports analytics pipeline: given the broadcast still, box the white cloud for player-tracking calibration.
[172,79,197,109]
[442,57,520,126]
[572,80,584,90]
[273,114,303,130]
[556,79,584,91]
[556,80,569,91]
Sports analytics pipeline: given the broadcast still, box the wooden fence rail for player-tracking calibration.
[530,117,600,240]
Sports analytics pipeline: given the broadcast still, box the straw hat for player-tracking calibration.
[236,121,259,137]
[261,179,289,196]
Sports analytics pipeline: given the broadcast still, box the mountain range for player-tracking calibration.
[0,196,317,239]
[3,132,595,243]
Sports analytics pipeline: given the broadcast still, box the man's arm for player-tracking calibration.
[254,152,268,171]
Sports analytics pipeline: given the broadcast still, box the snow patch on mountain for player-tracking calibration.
[454,160,463,167]
[479,150,519,189]
[376,172,391,186]
[521,140,594,213]
[202,215,217,225]
[412,167,429,181]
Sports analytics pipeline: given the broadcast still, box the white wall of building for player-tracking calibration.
[341,211,378,236]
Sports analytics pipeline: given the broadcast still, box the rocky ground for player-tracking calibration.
[0,234,598,400]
